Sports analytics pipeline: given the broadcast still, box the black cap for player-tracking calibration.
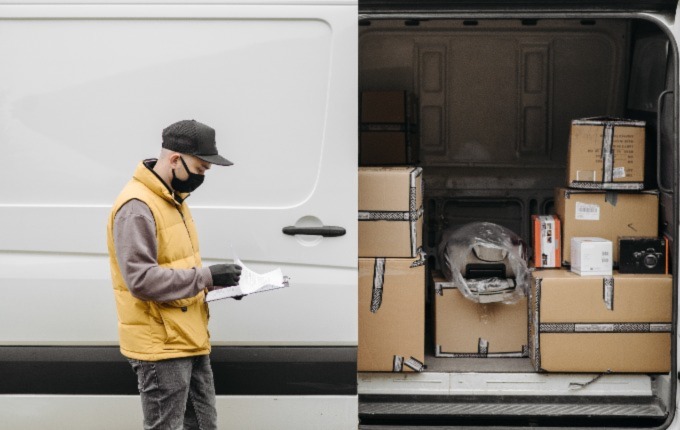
[162,119,233,166]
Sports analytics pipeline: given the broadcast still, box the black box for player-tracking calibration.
[618,237,667,274]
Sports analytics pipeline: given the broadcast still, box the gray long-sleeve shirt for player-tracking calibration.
[113,198,213,302]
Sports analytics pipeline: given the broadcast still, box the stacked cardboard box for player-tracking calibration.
[358,166,426,372]
[555,187,658,266]
[358,258,425,372]
[433,274,528,358]
[530,116,671,373]
[566,117,645,190]
[530,269,671,373]
[360,91,419,166]
[359,167,424,258]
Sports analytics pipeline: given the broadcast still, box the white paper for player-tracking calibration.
[575,202,600,221]
[235,258,285,294]
[612,166,626,179]
[205,259,288,302]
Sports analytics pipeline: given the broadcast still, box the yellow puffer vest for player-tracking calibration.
[107,161,210,361]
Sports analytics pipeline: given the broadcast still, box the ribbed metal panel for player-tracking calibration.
[360,400,664,417]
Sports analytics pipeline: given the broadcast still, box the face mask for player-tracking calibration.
[171,156,205,193]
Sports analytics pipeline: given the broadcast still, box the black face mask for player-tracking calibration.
[171,156,205,193]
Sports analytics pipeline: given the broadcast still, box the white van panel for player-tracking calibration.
[0,4,357,345]
[0,395,359,430]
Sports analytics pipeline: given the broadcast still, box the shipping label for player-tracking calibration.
[575,202,600,221]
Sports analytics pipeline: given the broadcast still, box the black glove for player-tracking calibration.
[208,264,242,287]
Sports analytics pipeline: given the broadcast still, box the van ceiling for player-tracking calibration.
[359,0,678,14]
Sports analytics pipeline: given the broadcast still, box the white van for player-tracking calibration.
[0,1,679,429]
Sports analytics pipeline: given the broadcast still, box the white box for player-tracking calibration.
[570,237,613,276]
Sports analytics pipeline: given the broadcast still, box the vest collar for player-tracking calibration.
[133,159,190,205]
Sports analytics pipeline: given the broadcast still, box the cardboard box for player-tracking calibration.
[358,257,425,372]
[359,167,424,258]
[359,131,419,166]
[530,269,672,373]
[360,91,419,165]
[433,275,528,358]
[532,215,561,268]
[567,117,646,190]
[555,188,658,265]
[570,237,613,276]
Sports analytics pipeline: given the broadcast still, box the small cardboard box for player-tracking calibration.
[359,167,424,258]
[360,91,419,166]
[567,117,645,190]
[358,257,425,372]
[530,269,672,373]
[570,237,613,276]
[532,215,561,268]
[433,275,528,358]
[555,188,658,266]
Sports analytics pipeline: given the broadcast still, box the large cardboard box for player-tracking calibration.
[555,187,658,265]
[359,167,423,257]
[358,258,425,372]
[530,269,672,373]
[360,91,419,165]
[567,117,646,190]
[433,275,528,358]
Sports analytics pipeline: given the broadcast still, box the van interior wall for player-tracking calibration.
[358,17,673,265]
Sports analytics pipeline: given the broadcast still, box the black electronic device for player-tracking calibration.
[465,263,507,279]
[618,237,667,274]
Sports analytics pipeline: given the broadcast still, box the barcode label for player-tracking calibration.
[575,202,600,221]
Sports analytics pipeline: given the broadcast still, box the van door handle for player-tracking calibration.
[282,226,346,237]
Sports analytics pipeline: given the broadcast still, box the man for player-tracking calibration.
[106,119,242,430]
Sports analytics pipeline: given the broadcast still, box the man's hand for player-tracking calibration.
[208,264,242,288]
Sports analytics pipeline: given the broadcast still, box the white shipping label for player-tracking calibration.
[612,166,626,179]
[575,202,600,221]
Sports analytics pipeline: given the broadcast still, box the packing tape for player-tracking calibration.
[393,355,403,372]
[603,277,614,311]
[409,167,423,256]
[478,338,489,356]
[370,258,385,313]
[570,181,644,191]
[539,323,671,333]
[602,123,614,183]
[404,357,425,372]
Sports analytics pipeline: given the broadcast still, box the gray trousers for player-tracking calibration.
[128,355,217,430]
